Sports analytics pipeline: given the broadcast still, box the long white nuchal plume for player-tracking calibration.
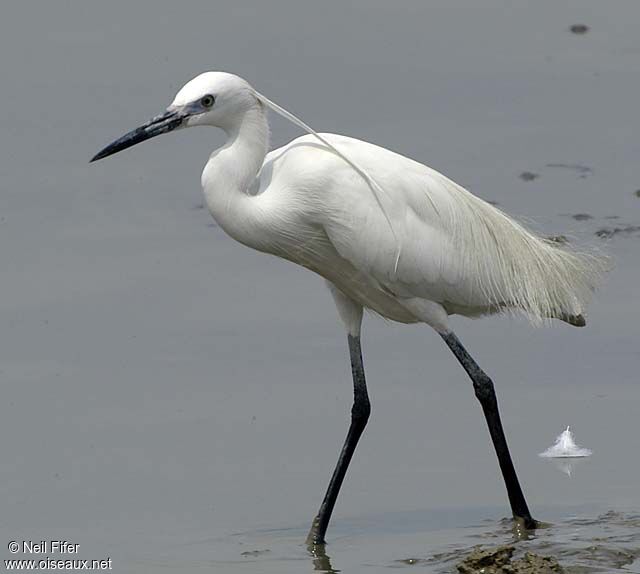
[253,90,402,273]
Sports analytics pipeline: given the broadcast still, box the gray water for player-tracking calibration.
[1,2,639,572]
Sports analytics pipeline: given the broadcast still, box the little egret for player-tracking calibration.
[92,72,605,545]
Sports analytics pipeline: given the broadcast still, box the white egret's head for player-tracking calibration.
[91,71,402,260]
[171,72,257,130]
[91,72,258,162]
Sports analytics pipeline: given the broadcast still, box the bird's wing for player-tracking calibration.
[305,135,484,308]
[262,133,603,321]
[293,134,602,321]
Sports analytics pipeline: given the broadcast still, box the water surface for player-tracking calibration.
[1,1,639,572]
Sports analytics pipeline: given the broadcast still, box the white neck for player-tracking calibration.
[201,104,270,249]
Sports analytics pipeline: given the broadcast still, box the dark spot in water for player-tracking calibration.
[192,202,206,210]
[519,171,539,182]
[635,190,640,198]
[546,163,593,178]
[572,213,593,221]
[604,215,621,220]
[595,225,640,239]
[546,235,569,245]
[486,200,500,206]
[569,24,590,35]
[240,549,271,557]
[595,228,614,239]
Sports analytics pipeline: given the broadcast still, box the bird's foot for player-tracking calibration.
[512,514,540,539]
[306,515,326,548]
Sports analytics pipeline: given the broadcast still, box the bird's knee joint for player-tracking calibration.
[473,374,495,403]
[351,398,371,423]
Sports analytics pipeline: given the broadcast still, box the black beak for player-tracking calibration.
[90,110,184,162]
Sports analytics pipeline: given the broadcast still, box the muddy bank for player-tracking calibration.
[457,546,563,573]
[414,512,640,574]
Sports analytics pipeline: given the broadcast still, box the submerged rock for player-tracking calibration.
[457,545,565,573]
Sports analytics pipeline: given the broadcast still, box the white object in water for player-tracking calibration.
[539,426,592,458]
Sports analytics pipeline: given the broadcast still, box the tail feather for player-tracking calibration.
[559,313,586,327]
[435,175,610,324]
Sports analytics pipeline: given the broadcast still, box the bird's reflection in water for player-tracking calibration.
[308,542,339,573]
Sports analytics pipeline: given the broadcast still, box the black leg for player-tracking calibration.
[307,334,371,546]
[441,331,537,529]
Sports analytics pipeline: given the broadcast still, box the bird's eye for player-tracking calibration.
[200,95,215,108]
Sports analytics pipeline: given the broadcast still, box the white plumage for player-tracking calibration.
[183,73,605,333]
[91,71,608,544]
